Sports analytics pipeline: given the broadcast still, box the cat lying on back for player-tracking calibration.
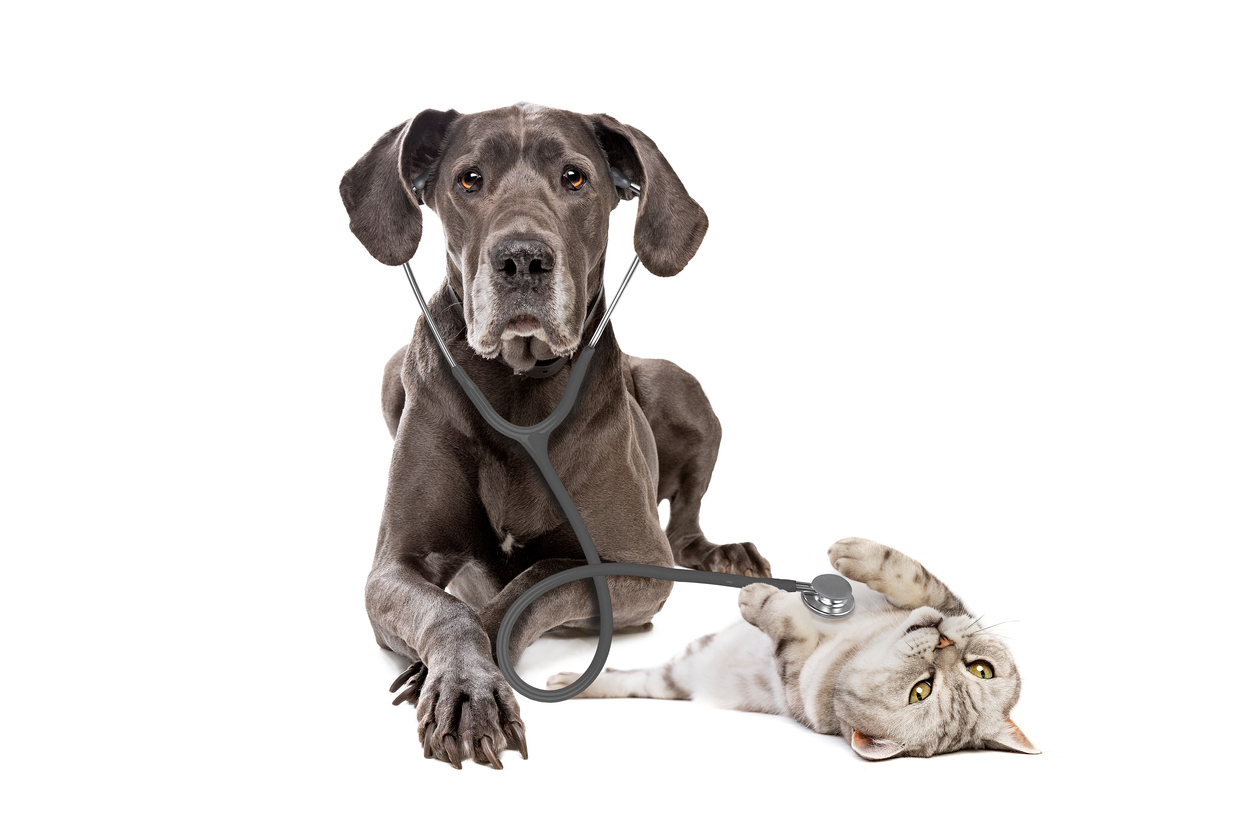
[548,537,1038,760]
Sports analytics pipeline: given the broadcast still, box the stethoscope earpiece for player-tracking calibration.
[609,166,641,196]
[797,574,856,619]
[411,168,430,204]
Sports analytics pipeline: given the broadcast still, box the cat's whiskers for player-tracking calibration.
[971,620,1017,635]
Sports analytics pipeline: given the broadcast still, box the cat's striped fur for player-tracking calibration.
[547,537,1038,760]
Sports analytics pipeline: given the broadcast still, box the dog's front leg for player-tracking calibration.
[366,559,526,769]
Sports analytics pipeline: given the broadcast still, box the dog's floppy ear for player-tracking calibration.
[339,108,460,265]
[587,114,709,277]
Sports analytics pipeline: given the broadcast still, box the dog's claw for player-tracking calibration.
[390,660,426,693]
[422,724,437,759]
[505,720,529,760]
[391,662,428,706]
[443,734,462,768]
[477,736,503,769]
[390,661,428,705]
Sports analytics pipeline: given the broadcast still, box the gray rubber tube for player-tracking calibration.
[498,562,796,702]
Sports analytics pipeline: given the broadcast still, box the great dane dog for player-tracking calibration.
[340,103,769,769]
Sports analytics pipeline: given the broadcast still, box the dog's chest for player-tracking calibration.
[476,453,563,548]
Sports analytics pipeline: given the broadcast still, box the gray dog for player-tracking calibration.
[340,103,769,769]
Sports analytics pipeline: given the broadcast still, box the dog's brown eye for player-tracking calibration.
[562,167,585,190]
[459,169,483,192]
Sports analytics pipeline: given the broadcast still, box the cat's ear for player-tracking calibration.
[983,718,1040,755]
[849,729,907,761]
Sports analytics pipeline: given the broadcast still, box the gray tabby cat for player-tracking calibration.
[547,537,1038,760]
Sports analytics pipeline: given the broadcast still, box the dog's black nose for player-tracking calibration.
[490,238,555,280]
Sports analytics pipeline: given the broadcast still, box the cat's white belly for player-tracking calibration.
[675,621,788,715]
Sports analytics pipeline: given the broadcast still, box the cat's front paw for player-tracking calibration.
[738,582,783,626]
[828,537,892,586]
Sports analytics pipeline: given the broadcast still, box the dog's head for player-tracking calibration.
[340,103,708,372]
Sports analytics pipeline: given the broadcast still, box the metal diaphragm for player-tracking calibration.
[797,574,855,618]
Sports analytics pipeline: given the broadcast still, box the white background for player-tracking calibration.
[3,2,1251,833]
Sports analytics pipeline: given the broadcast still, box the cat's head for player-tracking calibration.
[834,607,1038,760]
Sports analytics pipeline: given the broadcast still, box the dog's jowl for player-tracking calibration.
[341,103,769,768]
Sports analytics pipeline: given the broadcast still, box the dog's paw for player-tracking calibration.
[683,540,772,578]
[407,659,528,769]
[827,537,890,585]
[738,582,783,626]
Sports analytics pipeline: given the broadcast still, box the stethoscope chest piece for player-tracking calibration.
[798,574,856,619]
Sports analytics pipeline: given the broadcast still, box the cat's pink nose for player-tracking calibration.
[936,635,954,649]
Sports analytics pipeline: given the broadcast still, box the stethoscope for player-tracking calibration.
[399,167,854,703]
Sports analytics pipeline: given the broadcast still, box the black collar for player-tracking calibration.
[441,283,606,379]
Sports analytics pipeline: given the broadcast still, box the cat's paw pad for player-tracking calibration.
[546,672,580,690]
[738,582,782,624]
[828,537,890,583]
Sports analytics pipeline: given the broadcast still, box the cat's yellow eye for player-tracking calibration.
[909,680,933,704]
[968,661,995,679]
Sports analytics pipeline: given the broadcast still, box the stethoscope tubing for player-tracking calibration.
[495,563,795,701]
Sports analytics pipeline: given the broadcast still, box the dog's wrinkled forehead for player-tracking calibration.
[431,105,607,203]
